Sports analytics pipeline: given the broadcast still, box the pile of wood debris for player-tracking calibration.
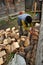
[0,26,39,65]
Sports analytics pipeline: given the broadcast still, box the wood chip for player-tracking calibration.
[6,28,10,32]
[15,30,19,33]
[0,57,4,65]
[3,39,8,45]
[7,37,11,44]
[14,33,19,39]
[5,32,11,38]
[0,51,6,57]
[24,38,30,47]
[21,37,25,41]
[5,45,11,53]
[11,38,15,42]
[12,27,16,31]
[11,42,20,52]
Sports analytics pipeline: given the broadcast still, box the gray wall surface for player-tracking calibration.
[35,2,43,65]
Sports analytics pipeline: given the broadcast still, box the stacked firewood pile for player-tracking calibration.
[0,26,39,65]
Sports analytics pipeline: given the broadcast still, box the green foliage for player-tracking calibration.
[5,53,14,65]
[0,17,18,29]
[26,11,34,16]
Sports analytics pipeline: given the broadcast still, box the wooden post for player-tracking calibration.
[34,1,37,15]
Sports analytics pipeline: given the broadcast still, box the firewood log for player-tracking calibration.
[11,38,15,42]
[15,29,19,33]
[12,27,16,31]
[11,32,15,38]
[3,39,8,45]
[11,42,20,52]
[6,28,11,32]
[5,45,11,53]
[0,34,4,44]
[24,37,30,47]
[14,33,19,39]
[7,37,11,44]
[5,32,11,38]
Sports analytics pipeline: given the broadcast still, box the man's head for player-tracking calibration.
[25,16,32,24]
[25,16,32,27]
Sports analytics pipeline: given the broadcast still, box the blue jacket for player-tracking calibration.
[17,14,31,25]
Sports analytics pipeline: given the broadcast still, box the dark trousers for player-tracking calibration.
[19,26,28,37]
[19,26,23,37]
